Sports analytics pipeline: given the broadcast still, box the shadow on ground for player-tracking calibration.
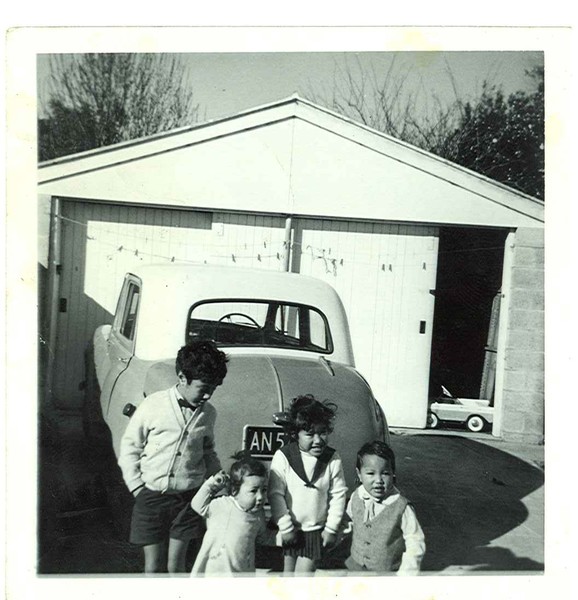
[389,433,544,572]
[38,411,141,574]
[37,414,543,575]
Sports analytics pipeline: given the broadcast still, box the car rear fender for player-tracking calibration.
[93,324,112,390]
[144,360,177,397]
[349,368,390,446]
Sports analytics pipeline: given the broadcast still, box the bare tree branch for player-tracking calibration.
[305,57,544,199]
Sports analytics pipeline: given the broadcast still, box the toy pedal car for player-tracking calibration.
[427,387,494,433]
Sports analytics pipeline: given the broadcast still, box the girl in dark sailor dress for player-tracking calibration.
[268,395,347,575]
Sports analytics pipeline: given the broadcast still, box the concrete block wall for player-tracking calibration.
[501,227,545,444]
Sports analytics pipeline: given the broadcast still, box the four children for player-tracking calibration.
[118,344,425,576]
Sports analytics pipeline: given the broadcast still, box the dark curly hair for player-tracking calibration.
[356,440,396,474]
[228,450,268,495]
[175,340,228,385]
[285,394,337,439]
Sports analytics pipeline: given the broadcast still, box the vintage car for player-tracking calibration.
[427,392,494,433]
[84,263,389,489]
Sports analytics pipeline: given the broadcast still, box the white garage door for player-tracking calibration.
[294,218,439,428]
[53,200,287,410]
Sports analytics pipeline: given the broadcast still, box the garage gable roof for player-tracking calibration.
[38,95,544,228]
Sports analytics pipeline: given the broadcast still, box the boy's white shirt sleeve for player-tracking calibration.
[268,451,294,534]
[118,403,149,494]
[397,504,426,576]
[323,455,348,534]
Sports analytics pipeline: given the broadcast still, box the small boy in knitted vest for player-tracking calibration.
[345,441,425,575]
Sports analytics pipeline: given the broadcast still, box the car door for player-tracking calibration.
[100,275,141,420]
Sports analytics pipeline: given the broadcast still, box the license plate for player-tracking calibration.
[243,425,287,459]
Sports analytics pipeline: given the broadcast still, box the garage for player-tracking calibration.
[38,95,544,442]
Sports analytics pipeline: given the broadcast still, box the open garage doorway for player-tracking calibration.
[428,227,509,431]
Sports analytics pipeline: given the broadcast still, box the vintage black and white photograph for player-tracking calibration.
[5,22,573,599]
[35,46,546,576]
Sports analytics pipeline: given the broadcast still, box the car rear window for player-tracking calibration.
[186,300,333,353]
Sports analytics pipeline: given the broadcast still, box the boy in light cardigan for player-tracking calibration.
[118,341,228,574]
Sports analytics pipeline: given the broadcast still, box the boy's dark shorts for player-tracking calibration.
[129,486,205,546]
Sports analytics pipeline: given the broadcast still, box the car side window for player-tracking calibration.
[309,309,329,349]
[118,282,140,344]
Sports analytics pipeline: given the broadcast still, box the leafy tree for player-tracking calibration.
[39,54,199,161]
[445,67,544,199]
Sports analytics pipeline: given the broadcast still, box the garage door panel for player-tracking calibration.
[295,218,438,428]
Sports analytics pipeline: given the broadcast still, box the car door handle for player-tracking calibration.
[118,357,130,363]
[123,403,137,417]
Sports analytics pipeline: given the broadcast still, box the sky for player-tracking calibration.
[37,51,543,123]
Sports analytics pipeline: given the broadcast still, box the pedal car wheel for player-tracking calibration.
[467,415,485,433]
[427,412,439,429]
